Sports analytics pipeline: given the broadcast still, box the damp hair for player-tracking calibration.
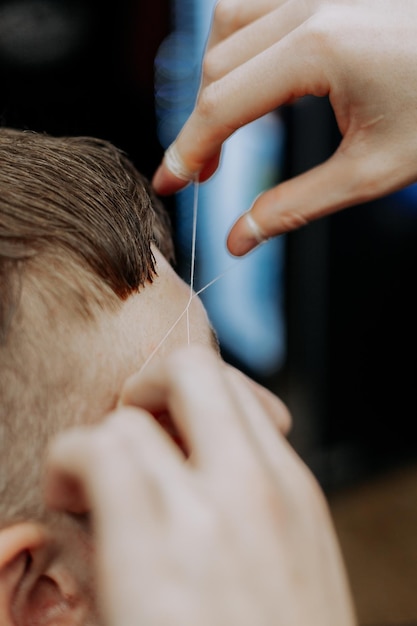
[0,127,175,526]
[0,128,174,335]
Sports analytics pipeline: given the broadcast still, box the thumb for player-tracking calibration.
[227,146,392,256]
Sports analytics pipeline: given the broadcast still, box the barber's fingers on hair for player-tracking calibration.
[44,407,191,524]
[121,345,295,493]
[122,346,253,472]
[152,23,329,196]
[152,151,221,197]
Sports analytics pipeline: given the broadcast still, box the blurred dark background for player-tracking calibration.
[1,0,417,493]
[283,96,417,489]
[0,0,169,178]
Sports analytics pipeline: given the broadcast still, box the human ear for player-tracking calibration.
[0,522,90,626]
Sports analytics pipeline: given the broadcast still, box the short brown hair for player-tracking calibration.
[0,128,175,525]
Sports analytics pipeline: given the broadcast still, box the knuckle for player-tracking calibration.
[196,82,221,123]
[305,5,343,57]
[306,17,329,53]
[202,49,222,84]
[213,0,244,34]
[276,209,309,233]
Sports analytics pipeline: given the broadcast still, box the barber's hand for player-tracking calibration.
[153,0,417,255]
[44,345,356,626]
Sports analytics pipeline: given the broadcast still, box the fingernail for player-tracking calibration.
[164,142,196,181]
[230,236,263,257]
[245,211,267,244]
[152,163,191,195]
[227,211,269,256]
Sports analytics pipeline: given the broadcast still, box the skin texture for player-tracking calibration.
[0,248,218,626]
[152,0,417,255]
[44,345,356,626]
[22,3,417,619]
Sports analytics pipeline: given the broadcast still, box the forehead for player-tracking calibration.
[83,248,218,419]
[12,248,217,428]
[0,250,219,535]
[120,248,218,368]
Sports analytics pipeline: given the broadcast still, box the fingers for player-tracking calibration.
[123,347,292,440]
[122,345,259,472]
[44,348,343,626]
[152,149,221,196]
[153,0,417,254]
[44,409,199,626]
[44,407,190,522]
[204,1,312,86]
[152,23,329,195]
[46,345,292,520]
[226,126,417,256]
[227,151,356,255]
[207,0,288,49]
[231,367,292,436]
[43,429,92,514]
[220,367,300,487]
[121,344,295,499]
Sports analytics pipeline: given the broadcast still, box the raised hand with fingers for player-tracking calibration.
[44,345,356,626]
[153,0,417,256]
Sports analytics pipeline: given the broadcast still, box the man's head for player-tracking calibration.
[0,128,215,625]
